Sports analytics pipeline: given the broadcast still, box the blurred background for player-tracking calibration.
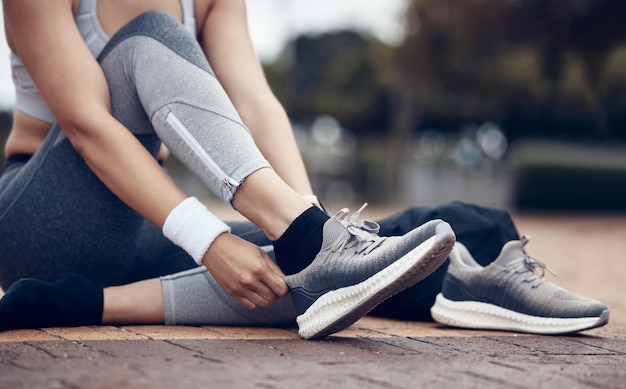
[2,0,626,212]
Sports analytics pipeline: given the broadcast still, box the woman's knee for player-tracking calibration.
[98,10,208,71]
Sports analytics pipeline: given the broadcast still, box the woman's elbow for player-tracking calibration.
[55,109,111,154]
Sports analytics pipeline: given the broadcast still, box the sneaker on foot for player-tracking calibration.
[431,237,609,334]
[284,204,456,340]
[0,273,104,331]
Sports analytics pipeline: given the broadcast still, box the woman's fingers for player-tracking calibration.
[202,233,289,309]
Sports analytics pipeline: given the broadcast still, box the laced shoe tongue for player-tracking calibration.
[494,238,528,266]
[322,208,351,246]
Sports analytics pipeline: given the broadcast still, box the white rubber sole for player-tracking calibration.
[431,294,610,335]
[296,222,456,340]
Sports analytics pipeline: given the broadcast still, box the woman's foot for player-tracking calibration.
[0,273,104,331]
[284,205,456,339]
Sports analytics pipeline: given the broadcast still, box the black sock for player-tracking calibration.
[273,206,330,275]
[0,273,104,331]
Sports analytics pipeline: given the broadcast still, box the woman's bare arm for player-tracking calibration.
[199,0,315,196]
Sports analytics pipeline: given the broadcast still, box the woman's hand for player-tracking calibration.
[201,233,289,309]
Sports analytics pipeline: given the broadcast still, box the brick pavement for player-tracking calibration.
[0,208,624,388]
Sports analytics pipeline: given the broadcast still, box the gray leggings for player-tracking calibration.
[0,11,297,326]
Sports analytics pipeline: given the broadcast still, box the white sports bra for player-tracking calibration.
[10,0,197,123]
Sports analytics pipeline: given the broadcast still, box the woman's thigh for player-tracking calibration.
[0,127,161,289]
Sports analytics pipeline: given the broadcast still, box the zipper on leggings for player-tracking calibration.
[165,111,239,192]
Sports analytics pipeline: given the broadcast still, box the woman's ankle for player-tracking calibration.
[273,206,330,275]
[232,169,313,240]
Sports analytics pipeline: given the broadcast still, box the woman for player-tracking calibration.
[0,0,457,339]
[1,0,607,337]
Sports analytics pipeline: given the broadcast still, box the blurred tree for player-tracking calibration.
[382,0,626,196]
[397,0,626,140]
[265,30,393,134]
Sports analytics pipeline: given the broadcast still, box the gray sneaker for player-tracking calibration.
[431,237,609,334]
[284,204,456,340]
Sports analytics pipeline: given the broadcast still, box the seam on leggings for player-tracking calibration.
[156,101,270,203]
[153,98,251,136]
[161,107,243,200]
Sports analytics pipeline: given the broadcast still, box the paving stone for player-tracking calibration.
[120,325,224,340]
[576,336,626,354]
[0,341,57,371]
[200,325,299,340]
[44,326,150,341]
[495,335,621,355]
[0,329,58,343]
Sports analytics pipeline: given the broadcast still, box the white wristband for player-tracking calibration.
[162,197,231,265]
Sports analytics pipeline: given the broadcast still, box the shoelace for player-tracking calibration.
[509,235,557,288]
[522,255,558,278]
[330,203,385,255]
